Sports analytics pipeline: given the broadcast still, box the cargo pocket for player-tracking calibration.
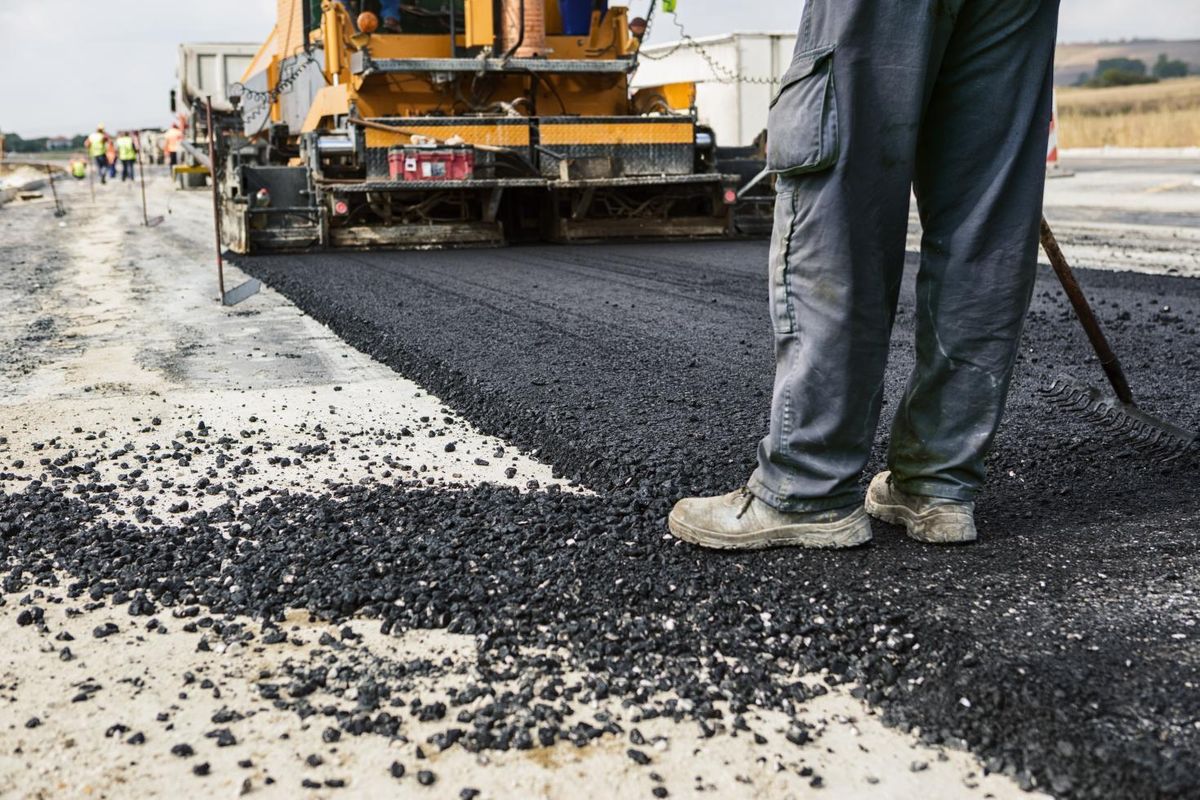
[766,44,838,176]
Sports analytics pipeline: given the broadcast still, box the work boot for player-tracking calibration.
[668,488,872,550]
[864,471,977,544]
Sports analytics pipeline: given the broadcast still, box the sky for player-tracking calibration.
[2,0,1199,137]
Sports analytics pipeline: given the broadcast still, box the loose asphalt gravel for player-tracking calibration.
[4,236,1199,798]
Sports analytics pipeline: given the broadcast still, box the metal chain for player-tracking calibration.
[231,52,324,111]
[639,10,778,85]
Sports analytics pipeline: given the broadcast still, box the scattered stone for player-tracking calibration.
[92,622,119,638]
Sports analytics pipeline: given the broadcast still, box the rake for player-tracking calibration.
[1038,217,1196,460]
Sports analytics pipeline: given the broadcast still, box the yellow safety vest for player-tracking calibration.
[87,132,107,157]
[116,135,136,161]
[72,161,87,178]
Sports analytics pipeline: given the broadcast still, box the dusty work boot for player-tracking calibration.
[668,488,872,550]
[865,471,977,544]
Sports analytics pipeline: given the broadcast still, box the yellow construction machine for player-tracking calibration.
[211,0,765,252]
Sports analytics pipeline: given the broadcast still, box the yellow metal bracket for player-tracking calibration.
[302,84,351,132]
[464,0,495,48]
[632,82,696,114]
[586,8,636,57]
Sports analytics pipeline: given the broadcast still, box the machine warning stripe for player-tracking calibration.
[539,121,694,146]
[362,118,693,148]
[364,124,531,148]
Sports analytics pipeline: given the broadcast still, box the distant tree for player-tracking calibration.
[1,132,30,152]
[1152,53,1189,79]
[1085,67,1158,88]
[0,131,89,153]
[1096,57,1147,76]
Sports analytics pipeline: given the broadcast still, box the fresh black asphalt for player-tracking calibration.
[4,238,1198,798]
[239,241,1200,797]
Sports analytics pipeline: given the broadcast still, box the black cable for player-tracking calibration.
[524,69,567,115]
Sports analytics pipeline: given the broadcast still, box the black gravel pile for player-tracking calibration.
[5,471,1199,795]
[2,241,1197,797]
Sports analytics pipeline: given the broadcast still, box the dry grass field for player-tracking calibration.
[1057,76,1200,147]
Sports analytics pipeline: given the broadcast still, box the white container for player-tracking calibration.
[177,43,260,113]
[634,32,799,148]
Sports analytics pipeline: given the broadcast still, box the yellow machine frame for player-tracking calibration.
[218,0,745,251]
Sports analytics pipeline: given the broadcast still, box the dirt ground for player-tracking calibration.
[0,175,1047,798]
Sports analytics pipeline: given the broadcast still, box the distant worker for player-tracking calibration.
[164,123,184,169]
[105,137,118,179]
[116,130,138,182]
[379,0,402,31]
[86,124,111,184]
[669,0,1061,549]
[70,159,87,180]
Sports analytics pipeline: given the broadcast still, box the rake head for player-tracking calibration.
[1041,375,1197,461]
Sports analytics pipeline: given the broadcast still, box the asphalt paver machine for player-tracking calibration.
[218,0,760,252]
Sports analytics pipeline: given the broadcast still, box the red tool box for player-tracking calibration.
[388,146,475,181]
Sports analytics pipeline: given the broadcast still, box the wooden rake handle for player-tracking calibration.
[1039,216,1134,404]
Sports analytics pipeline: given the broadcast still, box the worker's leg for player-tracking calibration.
[379,0,401,28]
[887,0,1059,500]
[747,0,958,512]
[95,156,107,184]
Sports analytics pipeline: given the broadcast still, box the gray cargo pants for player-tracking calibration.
[748,0,1060,512]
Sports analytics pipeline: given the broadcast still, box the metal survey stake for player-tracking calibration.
[206,96,260,307]
[137,132,164,227]
[206,96,226,299]
[44,164,65,217]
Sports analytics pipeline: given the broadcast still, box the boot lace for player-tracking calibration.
[735,487,755,519]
